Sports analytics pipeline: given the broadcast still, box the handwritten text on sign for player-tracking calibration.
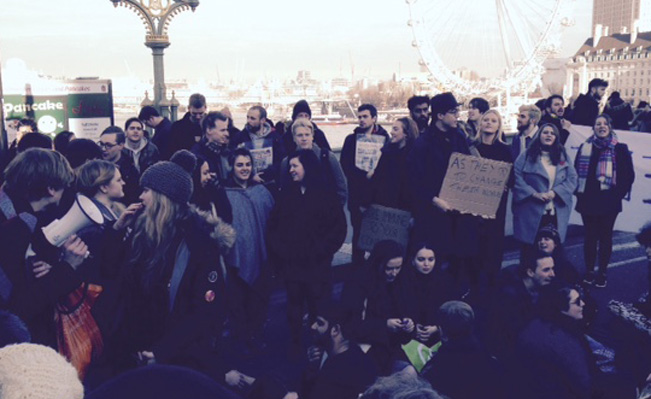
[358,204,411,252]
[438,153,512,218]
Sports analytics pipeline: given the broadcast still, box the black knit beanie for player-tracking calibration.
[536,224,560,245]
[292,100,312,120]
[140,150,196,204]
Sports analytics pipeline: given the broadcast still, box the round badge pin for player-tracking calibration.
[208,271,219,283]
[205,290,216,303]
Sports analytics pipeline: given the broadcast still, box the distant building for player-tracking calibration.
[593,0,651,36]
[565,26,651,104]
[452,67,480,82]
[297,70,312,84]
[331,76,350,89]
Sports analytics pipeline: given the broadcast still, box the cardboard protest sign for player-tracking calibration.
[438,152,512,218]
[355,134,386,172]
[249,147,273,173]
[358,204,411,252]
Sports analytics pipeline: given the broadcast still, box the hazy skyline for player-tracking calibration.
[0,0,593,84]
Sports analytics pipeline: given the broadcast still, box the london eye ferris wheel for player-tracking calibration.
[407,0,575,99]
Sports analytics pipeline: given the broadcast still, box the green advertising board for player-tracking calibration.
[3,79,113,141]
[3,95,68,136]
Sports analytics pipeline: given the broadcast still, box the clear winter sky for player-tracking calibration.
[0,0,592,83]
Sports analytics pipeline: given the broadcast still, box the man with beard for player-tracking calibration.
[511,104,542,160]
[340,104,390,267]
[540,95,570,144]
[168,93,207,155]
[298,301,378,399]
[568,78,608,127]
[407,95,430,135]
[231,105,283,186]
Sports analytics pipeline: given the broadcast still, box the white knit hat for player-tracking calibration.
[0,343,84,399]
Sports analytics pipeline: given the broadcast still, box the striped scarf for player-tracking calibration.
[577,133,618,193]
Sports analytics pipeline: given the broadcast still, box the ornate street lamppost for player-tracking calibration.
[109,0,199,120]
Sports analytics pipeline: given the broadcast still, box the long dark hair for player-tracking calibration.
[287,149,325,190]
[367,240,405,281]
[526,123,567,165]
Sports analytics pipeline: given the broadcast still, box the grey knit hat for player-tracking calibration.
[140,150,196,204]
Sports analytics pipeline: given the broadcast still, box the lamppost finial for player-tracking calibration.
[109,0,199,114]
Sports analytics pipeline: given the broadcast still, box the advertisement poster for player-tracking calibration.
[3,79,113,142]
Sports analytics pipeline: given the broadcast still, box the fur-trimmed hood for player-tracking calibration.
[186,205,236,253]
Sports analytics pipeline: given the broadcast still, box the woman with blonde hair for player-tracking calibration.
[114,150,235,377]
[468,109,513,292]
[76,160,125,221]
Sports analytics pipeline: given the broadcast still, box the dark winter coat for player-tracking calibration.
[510,131,536,161]
[121,207,235,367]
[0,188,81,347]
[396,266,457,329]
[473,141,513,276]
[121,140,160,175]
[301,345,378,399]
[422,337,507,399]
[368,141,413,212]
[516,317,595,399]
[407,124,478,257]
[488,265,537,360]
[168,112,203,155]
[278,144,348,207]
[340,125,390,207]
[569,94,600,127]
[604,100,634,130]
[190,180,233,224]
[191,139,232,186]
[231,123,284,184]
[575,142,634,215]
[115,154,141,206]
[151,117,173,160]
[343,264,406,348]
[267,184,346,283]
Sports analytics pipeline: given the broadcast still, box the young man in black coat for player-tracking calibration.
[168,93,207,155]
[488,252,556,360]
[139,105,174,160]
[340,104,389,267]
[568,78,608,127]
[540,94,571,144]
[407,92,478,270]
[0,148,88,347]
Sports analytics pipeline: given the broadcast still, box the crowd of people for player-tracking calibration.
[0,79,650,399]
